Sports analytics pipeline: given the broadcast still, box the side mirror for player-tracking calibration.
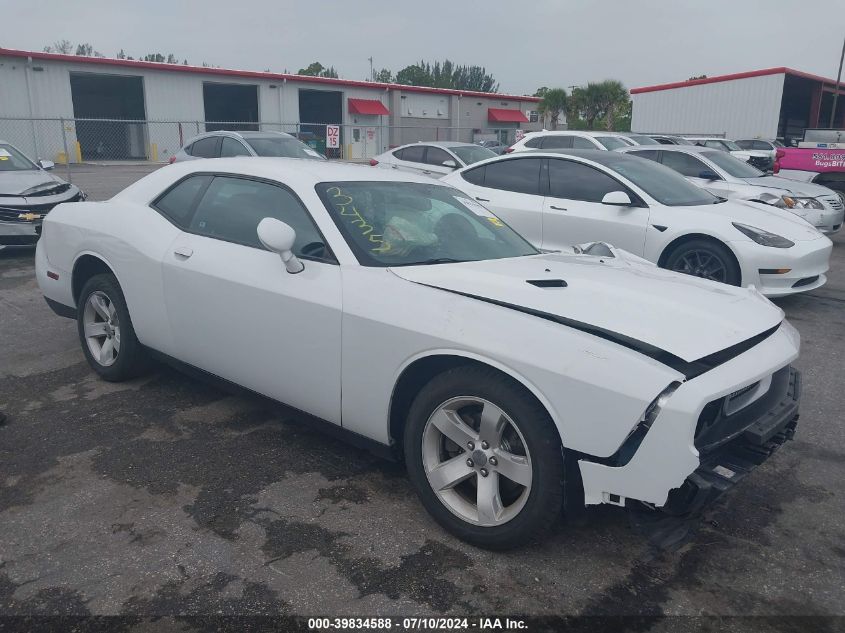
[442,159,457,169]
[601,191,633,206]
[698,169,720,181]
[38,159,55,170]
[257,218,304,274]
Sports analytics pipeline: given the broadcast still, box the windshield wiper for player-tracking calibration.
[394,257,470,266]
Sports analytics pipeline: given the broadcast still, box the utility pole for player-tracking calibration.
[829,35,845,128]
[368,56,374,82]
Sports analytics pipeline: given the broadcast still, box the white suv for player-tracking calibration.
[508,131,633,153]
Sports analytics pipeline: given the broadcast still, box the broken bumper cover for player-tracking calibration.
[578,320,801,510]
[662,368,800,516]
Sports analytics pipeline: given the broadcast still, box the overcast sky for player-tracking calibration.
[3,0,844,95]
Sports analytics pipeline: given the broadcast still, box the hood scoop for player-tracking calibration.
[526,279,567,288]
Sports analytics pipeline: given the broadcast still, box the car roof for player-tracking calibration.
[523,130,628,139]
[619,144,716,155]
[394,141,479,149]
[116,156,451,202]
[186,130,296,143]
[520,148,644,164]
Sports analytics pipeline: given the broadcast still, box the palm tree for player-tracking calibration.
[570,81,629,130]
[598,80,630,131]
[538,88,568,130]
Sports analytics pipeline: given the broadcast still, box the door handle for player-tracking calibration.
[173,246,193,259]
[550,205,567,211]
[475,197,490,202]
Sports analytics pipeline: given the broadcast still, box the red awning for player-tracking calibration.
[348,98,390,115]
[487,108,529,123]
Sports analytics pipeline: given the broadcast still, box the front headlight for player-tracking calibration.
[732,222,794,248]
[780,196,823,210]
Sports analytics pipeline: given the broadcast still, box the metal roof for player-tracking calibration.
[0,47,540,103]
[631,67,845,95]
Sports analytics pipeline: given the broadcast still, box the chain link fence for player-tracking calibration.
[0,117,525,182]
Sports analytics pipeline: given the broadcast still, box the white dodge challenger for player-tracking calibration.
[35,158,801,549]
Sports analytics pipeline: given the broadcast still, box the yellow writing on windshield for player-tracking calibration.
[327,185,393,253]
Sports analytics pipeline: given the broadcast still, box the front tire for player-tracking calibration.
[404,366,564,549]
[664,239,741,286]
[77,274,151,381]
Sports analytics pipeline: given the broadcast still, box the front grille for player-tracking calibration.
[0,192,81,222]
[792,275,820,288]
[695,366,792,452]
[820,195,844,211]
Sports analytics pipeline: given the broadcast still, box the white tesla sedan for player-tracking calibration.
[36,158,802,548]
[617,145,844,234]
[441,149,832,297]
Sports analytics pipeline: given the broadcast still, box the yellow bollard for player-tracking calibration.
[56,151,68,165]
[75,141,82,163]
[150,143,158,162]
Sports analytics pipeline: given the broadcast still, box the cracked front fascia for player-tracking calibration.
[579,322,800,507]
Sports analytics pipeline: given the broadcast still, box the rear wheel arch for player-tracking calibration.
[388,353,563,458]
[72,254,118,305]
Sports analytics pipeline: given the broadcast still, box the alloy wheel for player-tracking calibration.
[421,396,533,527]
[82,291,121,367]
[672,249,727,282]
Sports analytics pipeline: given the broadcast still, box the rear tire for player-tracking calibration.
[664,239,741,286]
[404,366,564,549]
[76,274,151,382]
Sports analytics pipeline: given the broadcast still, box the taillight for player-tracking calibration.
[168,155,177,164]
[775,149,786,160]
[369,159,379,166]
[504,147,514,153]
[773,161,780,174]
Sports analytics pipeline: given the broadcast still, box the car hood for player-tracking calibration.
[0,171,64,196]
[741,176,834,197]
[690,199,823,239]
[390,253,783,364]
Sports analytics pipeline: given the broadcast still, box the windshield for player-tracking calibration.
[722,140,743,151]
[701,150,764,178]
[245,137,325,159]
[627,135,659,145]
[773,139,785,148]
[316,181,539,267]
[602,156,719,206]
[0,144,38,171]
[451,145,497,165]
[595,136,628,150]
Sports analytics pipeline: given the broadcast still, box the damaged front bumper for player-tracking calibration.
[578,320,801,513]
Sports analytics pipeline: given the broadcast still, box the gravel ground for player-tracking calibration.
[0,165,843,625]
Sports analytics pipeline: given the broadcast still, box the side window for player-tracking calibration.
[425,147,452,166]
[191,136,220,158]
[392,148,406,160]
[628,149,660,162]
[542,135,573,149]
[660,151,708,178]
[752,140,769,151]
[153,175,213,226]
[400,145,426,163]
[548,159,625,202]
[735,140,752,150]
[571,136,595,149]
[220,137,250,157]
[524,136,544,148]
[461,166,485,186]
[189,176,325,257]
[483,158,542,195]
[184,142,194,156]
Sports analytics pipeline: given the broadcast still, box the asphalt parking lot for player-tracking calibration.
[1,165,844,624]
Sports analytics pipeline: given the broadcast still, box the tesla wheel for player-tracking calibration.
[664,239,740,286]
[77,274,151,382]
[404,366,564,549]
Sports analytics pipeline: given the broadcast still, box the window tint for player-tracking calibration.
[660,151,709,177]
[220,137,250,157]
[191,136,220,158]
[153,175,212,225]
[595,136,628,150]
[752,140,770,150]
[425,147,453,166]
[189,176,324,257]
[735,140,752,150]
[541,135,573,149]
[524,136,543,148]
[571,136,595,149]
[398,145,426,163]
[482,158,542,195]
[628,149,660,162]
[461,166,486,186]
[548,159,626,202]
